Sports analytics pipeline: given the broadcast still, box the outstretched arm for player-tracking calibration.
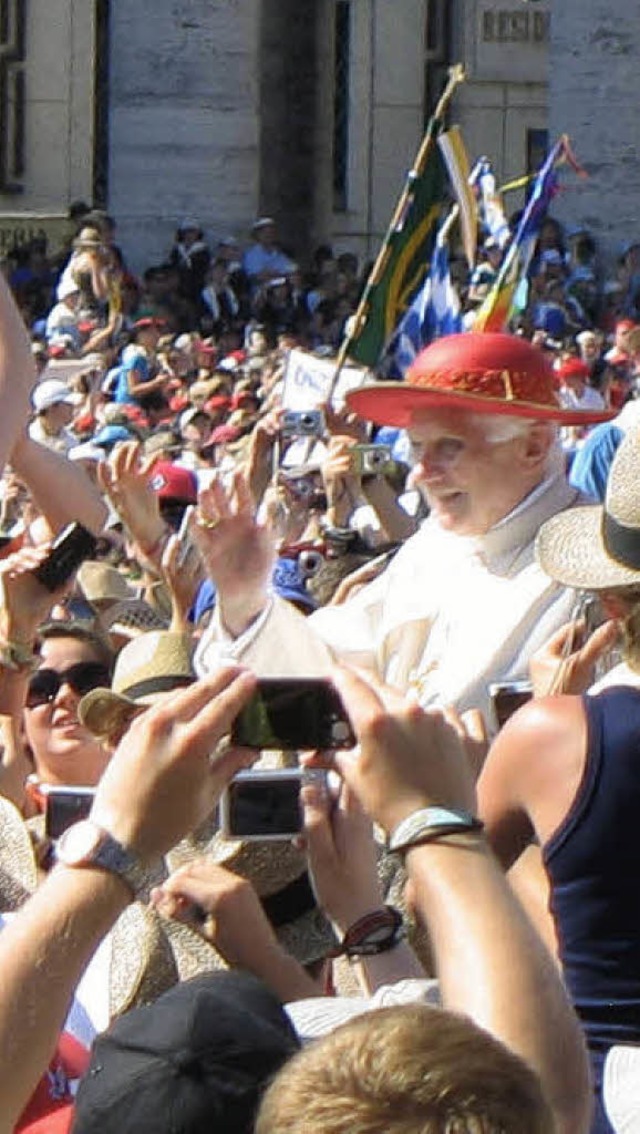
[0,667,258,1133]
[11,434,109,536]
[0,275,37,477]
[332,668,592,1134]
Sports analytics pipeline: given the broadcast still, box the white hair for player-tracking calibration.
[472,412,534,443]
[470,412,563,475]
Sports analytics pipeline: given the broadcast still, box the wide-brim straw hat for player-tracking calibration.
[175,820,336,967]
[536,427,640,590]
[78,631,194,739]
[77,561,137,606]
[0,796,224,1015]
[80,637,336,966]
[99,599,170,642]
[346,332,617,429]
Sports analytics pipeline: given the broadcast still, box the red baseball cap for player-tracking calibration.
[557,357,591,381]
[148,461,197,503]
[346,333,616,428]
[203,424,243,447]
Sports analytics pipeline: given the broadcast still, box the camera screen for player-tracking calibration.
[45,790,95,840]
[231,679,354,750]
[227,776,302,838]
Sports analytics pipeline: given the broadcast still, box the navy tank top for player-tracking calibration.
[544,686,640,1133]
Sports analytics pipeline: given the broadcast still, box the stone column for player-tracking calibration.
[549,0,640,257]
[108,0,261,272]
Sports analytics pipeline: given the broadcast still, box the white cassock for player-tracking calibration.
[195,472,582,730]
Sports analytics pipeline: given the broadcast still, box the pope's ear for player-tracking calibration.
[521,422,554,468]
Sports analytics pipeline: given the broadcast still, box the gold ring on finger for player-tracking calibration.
[196,512,221,532]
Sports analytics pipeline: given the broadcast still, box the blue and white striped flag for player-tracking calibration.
[390,231,462,376]
[475,157,511,250]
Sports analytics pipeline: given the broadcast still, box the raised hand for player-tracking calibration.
[97,440,166,558]
[193,469,276,637]
[331,666,477,836]
[160,518,205,631]
[0,544,64,645]
[529,616,620,697]
[90,667,258,860]
[301,774,383,933]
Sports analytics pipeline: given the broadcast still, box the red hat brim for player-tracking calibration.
[346,382,617,429]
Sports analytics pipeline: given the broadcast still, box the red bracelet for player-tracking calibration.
[332,905,406,958]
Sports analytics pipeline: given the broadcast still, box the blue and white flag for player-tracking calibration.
[390,231,462,376]
[474,157,511,250]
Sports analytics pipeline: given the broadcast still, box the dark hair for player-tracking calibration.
[37,621,115,674]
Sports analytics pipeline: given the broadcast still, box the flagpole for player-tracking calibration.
[325,63,465,404]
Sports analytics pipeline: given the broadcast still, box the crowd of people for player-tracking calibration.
[2,200,640,1134]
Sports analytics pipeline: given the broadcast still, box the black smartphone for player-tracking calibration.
[33,522,98,593]
[219,768,328,840]
[42,785,95,840]
[489,681,533,730]
[231,678,355,750]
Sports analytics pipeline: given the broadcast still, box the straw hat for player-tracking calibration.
[73,226,104,251]
[175,824,336,967]
[79,635,336,966]
[0,796,196,1016]
[346,332,617,429]
[99,599,170,642]
[536,427,640,590]
[77,561,136,606]
[78,631,194,740]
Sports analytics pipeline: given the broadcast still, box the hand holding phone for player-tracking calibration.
[32,523,98,593]
[230,678,355,751]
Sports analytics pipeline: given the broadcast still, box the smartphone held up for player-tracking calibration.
[230,677,355,751]
[32,522,98,593]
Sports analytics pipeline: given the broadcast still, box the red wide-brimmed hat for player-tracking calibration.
[346,333,617,428]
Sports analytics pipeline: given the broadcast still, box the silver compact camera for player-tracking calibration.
[282,409,326,439]
[350,443,393,476]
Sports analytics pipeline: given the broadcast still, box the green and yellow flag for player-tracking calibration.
[345,68,464,370]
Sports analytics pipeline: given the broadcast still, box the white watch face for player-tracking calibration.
[58,820,103,864]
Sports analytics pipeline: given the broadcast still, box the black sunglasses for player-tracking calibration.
[26,662,111,710]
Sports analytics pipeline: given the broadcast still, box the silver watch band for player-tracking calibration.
[388,806,483,854]
[55,820,149,896]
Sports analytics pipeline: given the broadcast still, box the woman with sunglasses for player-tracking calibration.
[23,623,113,791]
[0,544,114,810]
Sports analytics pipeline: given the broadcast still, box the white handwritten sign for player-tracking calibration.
[282,349,369,411]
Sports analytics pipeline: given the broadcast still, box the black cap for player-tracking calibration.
[71,972,299,1134]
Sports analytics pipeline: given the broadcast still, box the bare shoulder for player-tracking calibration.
[479,695,588,856]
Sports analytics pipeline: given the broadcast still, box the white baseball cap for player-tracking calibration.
[32,379,76,413]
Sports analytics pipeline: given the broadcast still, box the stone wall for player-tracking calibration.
[452,0,549,214]
[549,0,640,258]
[330,0,428,262]
[0,0,94,252]
[108,0,262,272]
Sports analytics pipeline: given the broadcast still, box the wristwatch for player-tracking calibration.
[388,807,484,854]
[55,819,147,897]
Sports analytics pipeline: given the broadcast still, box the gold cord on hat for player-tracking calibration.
[501,369,516,401]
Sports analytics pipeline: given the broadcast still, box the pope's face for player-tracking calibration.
[408,409,538,536]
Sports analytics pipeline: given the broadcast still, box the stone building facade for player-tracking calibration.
[1,2,630,272]
[550,1,640,258]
